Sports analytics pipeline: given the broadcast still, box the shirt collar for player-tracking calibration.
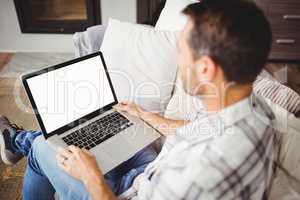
[176,95,252,139]
[176,93,274,139]
[215,93,274,127]
[217,95,253,127]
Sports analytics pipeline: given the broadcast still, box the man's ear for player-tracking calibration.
[194,55,217,82]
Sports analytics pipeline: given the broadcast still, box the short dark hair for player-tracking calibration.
[182,0,272,84]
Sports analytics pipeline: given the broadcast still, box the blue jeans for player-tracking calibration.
[13,130,157,200]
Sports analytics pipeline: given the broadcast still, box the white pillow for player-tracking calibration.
[263,97,300,180]
[164,76,204,120]
[100,19,179,113]
[155,0,198,31]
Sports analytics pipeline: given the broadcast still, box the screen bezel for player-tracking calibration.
[22,52,118,139]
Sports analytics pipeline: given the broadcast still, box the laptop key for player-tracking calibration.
[62,111,133,150]
[90,143,96,148]
[95,139,102,145]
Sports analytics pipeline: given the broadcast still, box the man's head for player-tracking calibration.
[177,0,272,96]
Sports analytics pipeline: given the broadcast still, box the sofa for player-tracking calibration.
[71,1,300,199]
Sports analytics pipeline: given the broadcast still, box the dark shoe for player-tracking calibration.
[0,115,24,165]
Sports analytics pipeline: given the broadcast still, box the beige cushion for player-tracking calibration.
[164,77,204,120]
[268,167,300,200]
[100,19,179,114]
[264,97,300,181]
[155,0,198,31]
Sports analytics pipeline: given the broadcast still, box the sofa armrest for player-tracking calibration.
[73,25,107,58]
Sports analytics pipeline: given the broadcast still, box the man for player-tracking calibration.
[0,0,277,199]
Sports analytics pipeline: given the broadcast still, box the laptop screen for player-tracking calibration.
[26,55,115,134]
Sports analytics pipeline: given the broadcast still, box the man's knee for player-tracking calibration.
[31,135,56,163]
[32,135,46,154]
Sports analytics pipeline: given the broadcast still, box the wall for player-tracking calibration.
[102,0,136,24]
[0,0,136,52]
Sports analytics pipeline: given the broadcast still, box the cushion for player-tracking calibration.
[254,75,300,115]
[100,19,179,113]
[155,0,198,31]
[73,25,107,57]
[264,97,300,181]
[164,75,204,120]
[268,167,300,200]
[263,99,300,198]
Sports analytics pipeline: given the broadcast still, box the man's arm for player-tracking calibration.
[56,102,190,200]
[57,146,117,200]
[139,110,189,135]
[115,101,190,135]
[84,173,117,200]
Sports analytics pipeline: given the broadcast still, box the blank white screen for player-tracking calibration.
[26,56,115,133]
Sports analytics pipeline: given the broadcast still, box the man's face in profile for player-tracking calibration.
[177,20,205,96]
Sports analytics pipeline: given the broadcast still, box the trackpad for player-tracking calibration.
[105,135,135,158]
[92,134,136,174]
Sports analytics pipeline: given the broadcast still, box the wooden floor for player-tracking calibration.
[0,53,24,199]
[0,76,37,199]
[0,53,40,200]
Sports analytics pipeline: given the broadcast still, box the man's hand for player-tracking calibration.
[56,146,102,186]
[114,101,145,118]
[116,101,189,135]
[56,146,117,200]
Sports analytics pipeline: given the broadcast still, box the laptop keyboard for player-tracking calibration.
[62,111,133,150]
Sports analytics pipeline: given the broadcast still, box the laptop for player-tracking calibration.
[22,52,161,174]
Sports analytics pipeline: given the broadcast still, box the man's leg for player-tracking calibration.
[13,130,42,156]
[0,116,42,165]
[23,136,157,199]
[105,145,158,195]
[0,116,91,199]
[1,116,157,198]
[24,135,91,200]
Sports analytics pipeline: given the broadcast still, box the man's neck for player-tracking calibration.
[201,83,252,113]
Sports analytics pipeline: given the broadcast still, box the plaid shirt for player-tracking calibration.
[120,94,278,200]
